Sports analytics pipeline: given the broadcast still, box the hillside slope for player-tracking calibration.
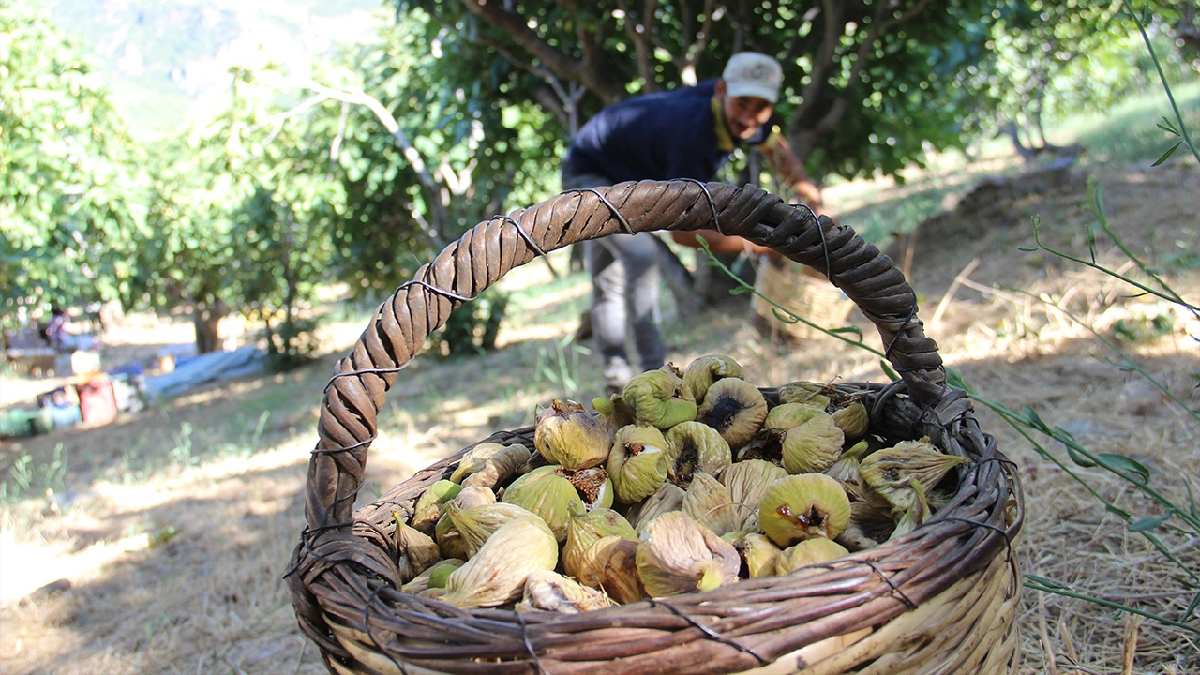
[36,0,384,137]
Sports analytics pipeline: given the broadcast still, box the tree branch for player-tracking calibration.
[783,7,824,69]
[673,0,714,86]
[801,0,844,110]
[481,33,585,134]
[329,102,349,161]
[816,0,932,133]
[460,0,623,102]
[298,81,449,240]
[789,0,933,158]
[617,0,657,91]
[533,86,570,129]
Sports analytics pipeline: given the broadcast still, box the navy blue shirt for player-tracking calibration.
[563,80,776,183]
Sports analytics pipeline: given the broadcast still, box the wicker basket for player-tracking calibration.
[752,256,857,342]
[287,180,1024,674]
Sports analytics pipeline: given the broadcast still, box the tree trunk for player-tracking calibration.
[1003,120,1038,162]
[281,211,298,357]
[192,303,226,353]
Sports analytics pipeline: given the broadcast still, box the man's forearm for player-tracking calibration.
[762,135,823,209]
[790,178,822,208]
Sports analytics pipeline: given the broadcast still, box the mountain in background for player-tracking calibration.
[38,0,386,138]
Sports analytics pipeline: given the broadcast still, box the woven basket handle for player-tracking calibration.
[304,180,944,530]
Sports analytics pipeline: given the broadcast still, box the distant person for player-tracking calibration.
[45,307,68,350]
[561,52,823,391]
[45,307,96,352]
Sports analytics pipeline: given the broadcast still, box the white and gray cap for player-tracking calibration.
[722,52,784,103]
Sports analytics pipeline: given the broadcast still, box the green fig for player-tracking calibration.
[427,559,465,589]
[607,425,671,503]
[502,465,586,541]
[774,538,849,576]
[441,502,541,559]
[450,442,532,489]
[449,485,497,510]
[579,535,645,604]
[758,474,851,547]
[392,514,441,583]
[665,421,732,485]
[534,399,611,470]
[859,439,967,510]
[781,412,844,474]
[888,480,932,541]
[682,354,743,402]
[682,472,742,536]
[725,531,781,578]
[827,441,871,484]
[763,402,824,431]
[411,480,462,532]
[721,459,787,531]
[401,558,464,593]
[441,518,559,608]
[831,401,869,441]
[623,367,697,429]
[631,482,686,534]
[592,393,636,428]
[777,382,831,410]
[563,508,637,580]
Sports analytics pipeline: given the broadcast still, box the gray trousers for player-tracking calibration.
[562,170,667,388]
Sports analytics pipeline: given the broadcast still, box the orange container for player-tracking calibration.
[75,379,117,427]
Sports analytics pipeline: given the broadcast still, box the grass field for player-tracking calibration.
[1067,80,1200,165]
[2,93,1199,672]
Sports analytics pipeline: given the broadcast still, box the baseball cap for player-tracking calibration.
[722,52,783,103]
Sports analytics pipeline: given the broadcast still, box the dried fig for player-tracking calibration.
[698,378,767,448]
[636,512,740,596]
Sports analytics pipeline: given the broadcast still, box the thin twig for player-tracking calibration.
[1031,216,1199,314]
[292,639,308,675]
[1003,285,1200,425]
[1026,576,1199,636]
[1123,0,1200,164]
[1087,180,1200,325]
[929,257,980,329]
[329,102,349,161]
[1120,614,1141,675]
[1038,593,1062,675]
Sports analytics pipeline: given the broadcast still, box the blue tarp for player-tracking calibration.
[142,346,266,401]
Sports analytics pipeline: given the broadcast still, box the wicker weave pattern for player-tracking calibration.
[287,181,1023,673]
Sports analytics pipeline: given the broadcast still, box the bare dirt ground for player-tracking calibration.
[1,159,1197,673]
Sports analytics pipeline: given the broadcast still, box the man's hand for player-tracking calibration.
[670,230,773,256]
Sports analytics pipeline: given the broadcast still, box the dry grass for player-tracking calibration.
[2,162,1199,673]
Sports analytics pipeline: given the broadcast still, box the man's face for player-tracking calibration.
[723,93,774,141]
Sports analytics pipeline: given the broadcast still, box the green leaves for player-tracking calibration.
[0,5,149,324]
[1128,514,1170,532]
[1095,453,1151,485]
[1150,141,1181,167]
